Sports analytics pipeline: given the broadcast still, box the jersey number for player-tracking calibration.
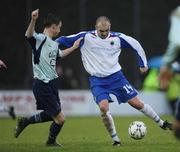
[123,84,134,94]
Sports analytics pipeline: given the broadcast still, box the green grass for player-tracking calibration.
[0,116,180,152]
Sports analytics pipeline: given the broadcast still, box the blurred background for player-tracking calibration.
[0,0,179,90]
[0,2,180,151]
[0,0,180,117]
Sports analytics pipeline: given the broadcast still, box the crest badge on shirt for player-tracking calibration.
[110,41,114,46]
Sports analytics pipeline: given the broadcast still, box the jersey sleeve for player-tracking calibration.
[25,32,47,64]
[119,33,148,68]
[32,32,46,41]
[56,31,86,48]
[58,49,64,57]
[26,32,46,49]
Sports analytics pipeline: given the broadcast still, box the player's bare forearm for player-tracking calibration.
[25,9,39,38]
[60,46,78,57]
[25,19,36,38]
[60,37,83,57]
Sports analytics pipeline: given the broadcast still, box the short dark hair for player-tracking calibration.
[96,16,111,25]
[43,13,61,28]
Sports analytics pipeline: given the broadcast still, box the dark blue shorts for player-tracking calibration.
[32,78,61,117]
[89,70,138,104]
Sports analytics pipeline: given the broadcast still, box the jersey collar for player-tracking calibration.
[95,30,111,39]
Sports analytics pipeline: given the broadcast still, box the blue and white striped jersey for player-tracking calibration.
[56,30,147,77]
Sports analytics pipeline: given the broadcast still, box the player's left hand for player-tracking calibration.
[73,37,83,49]
[140,66,148,74]
[31,9,39,20]
[0,60,7,69]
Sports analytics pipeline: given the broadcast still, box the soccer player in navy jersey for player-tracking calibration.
[14,9,82,147]
[56,16,172,146]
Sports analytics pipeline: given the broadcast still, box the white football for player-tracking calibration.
[128,121,147,140]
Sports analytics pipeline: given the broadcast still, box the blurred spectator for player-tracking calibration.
[64,68,78,88]
[0,101,16,120]
[159,5,180,140]
[56,65,79,89]
[143,56,180,115]
[0,59,16,119]
[143,56,162,91]
[160,5,180,102]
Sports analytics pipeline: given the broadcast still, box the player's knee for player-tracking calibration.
[99,104,109,113]
[55,116,65,125]
[54,113,66,125]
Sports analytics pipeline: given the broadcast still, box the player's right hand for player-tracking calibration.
[31,9,39,20]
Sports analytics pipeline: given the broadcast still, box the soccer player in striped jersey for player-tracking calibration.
[56,16,172,146]
[14,9,82,147]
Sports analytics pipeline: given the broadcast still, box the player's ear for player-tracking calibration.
[51,24,56,30]
[52,24,55,29]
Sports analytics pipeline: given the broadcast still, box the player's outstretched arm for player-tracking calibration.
[25,9,39,38]
[59,37,83,57]
[119,34,148,70]
[0,59,7,69]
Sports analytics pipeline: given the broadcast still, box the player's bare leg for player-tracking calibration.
[99,100,121,146]
[128,96,172,130]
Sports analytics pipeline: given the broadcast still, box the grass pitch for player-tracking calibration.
[0,116,179,152]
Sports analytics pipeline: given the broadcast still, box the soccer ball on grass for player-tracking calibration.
[128,121,147,140]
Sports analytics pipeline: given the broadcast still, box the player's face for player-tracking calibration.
[96,22,111,39]
[52,21,62,37]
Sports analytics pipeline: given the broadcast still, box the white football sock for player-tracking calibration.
[101,111,120,142]
[140,104,164,126]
